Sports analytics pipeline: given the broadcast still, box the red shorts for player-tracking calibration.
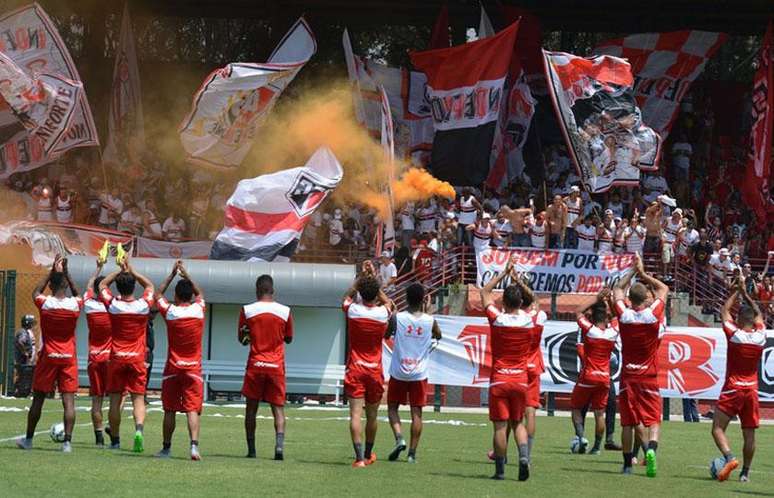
[571,382,609,411]
[526,372,541,408]
[344,370,384,405]
[107,361,147,395]
[387,378,428,407]
[488,381,528,422]
[717,389,759,429]
[242,370,285,406]
[162,370,204,413]
[619,380,661,427]
[32,359,78,394]
[88,361,110,397]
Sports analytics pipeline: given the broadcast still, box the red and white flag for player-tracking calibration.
[210,147,343,262]
[410,22,519,186]
[180,18,316,168]
[375,85,396,256]
[103,2,144,166]
[544,51,662,193]
[742,20,774,224]
[0,4,98,179]
[595,30,726,138]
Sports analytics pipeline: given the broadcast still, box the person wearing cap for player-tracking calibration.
[530,212,547,249]
[14,315,37,398]
[492,211,513,248]
[378,251,398,289]
[328,208,345,248]
[564,186,583,249]
[602,209,616,232]
[662,208,684,250]
[709,248,733,286]
[466,212,496,254]
[676,218,699,262]
[596,218,614,253]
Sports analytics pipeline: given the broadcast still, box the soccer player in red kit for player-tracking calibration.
[481,259,532,481]
[99,259,155,453]
[239,274,293,460]
[711,277,767,482]
[17,256,82,453]
[83,261,112,447]
[571,289,619,455]
[612,254,668,477]
[343,261,392,468]
[155,261,206,461]
[521,276,546,463]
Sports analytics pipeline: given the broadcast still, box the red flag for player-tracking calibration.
[428,5,450,49]
[743,20,774,225]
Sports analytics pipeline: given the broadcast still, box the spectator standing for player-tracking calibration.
[98,188,123,230]
[142,199,163,239]
[576,216,597,251]
[13,315,36,398]
[399,202,416,248]
[492,212,513,248]
[457,188,480,246]
[624,215,646,255]
[564,186,582,249]
[55,189,75,224]
[378,251,398,288]
[328,209,344,248]
[162,214,187,242]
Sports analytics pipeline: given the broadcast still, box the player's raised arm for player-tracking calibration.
[156,261,178,299]
[31,256,59,301]
[633,254,668,302]
[480,258,513,309]
[431,319,442,340]
[60,258,79,296]
[738,277,764,326]
[720,286,738,325]
[177,261,203,299]
[85,260,104,297]
[127,261,154,295]
[511,269,537,311]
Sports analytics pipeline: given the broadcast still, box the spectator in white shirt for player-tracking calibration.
[606,191,624,218]
[400,202,416,248]
[576,215,597,251]
[98,188,123,230]
[328,209,344,247]
[162,215,187,242]
[377,251,398,288]
[118,204,143,234]
[708,248,732,283]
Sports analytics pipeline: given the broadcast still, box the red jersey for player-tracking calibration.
[527,309,547,376]
[721,320,766,391]
[485,304,533,385]
[83,288,111,363]
[100,288,154,364]
[34,294,83,364]
[413,248,434,281]
[158,296,205,373]
[615,299,665,381]
[343,298,389,375]
[577,316,619,385]
[239,300,293,375]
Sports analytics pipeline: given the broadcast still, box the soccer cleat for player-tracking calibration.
[15,437,32,450]
[589,448,601,455]
[352,460,367,468]
[645,449,657,478]
[518,461,530,481]
[621,466,633,475]
[365,453,377,466]
[407,455,416,464]
[388,439,407,461]
[62,442,72,453]
[491,473,505,480]
[155,448,171,459]
[108,442,120,450]
[115,243,127,266]
[274,450,284,461]
[740,474,749,483]
[191,445,201,461]
[97,241,110,265]
[717,459,738,482]
[245,451,256,458]
[605,441,623,451]
[133,431,144,453]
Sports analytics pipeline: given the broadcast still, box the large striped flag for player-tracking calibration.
[594,31,726,138]
[210,147,343,261]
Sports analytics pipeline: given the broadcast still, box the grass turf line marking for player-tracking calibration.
[0,422,93,443]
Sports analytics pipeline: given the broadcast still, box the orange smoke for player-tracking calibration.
[393,168,455,205]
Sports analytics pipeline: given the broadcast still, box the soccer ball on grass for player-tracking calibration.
[49,422,66,443]
[570,436,588,454]
[709,457,726,480]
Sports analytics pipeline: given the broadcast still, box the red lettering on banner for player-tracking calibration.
[15,27,29,50]
[458,325,492,385]
[657,333,720,395]
[577,275,603,293]
[542,250,559,267]
[474,87,487,119]
[601,253,634,271]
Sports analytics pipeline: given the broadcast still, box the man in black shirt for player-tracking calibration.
[13,315,37,397]
[692,229,713,267]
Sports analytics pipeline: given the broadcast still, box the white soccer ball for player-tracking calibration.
[709,457,725,480]
[570,436,588,454]
[49,422,65,443]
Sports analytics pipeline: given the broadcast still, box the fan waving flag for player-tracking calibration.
[180,18,316,168]
[210,147,343,262]
[544,51,662,193]
[594,31,726,138]
[410,21,519,186]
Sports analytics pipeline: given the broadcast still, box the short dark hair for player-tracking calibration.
[629,283,649,307]
[175,278,194,302]
[591,303,608,324]
[93,276,104,294]
[256,274,274,298]
[356,275,380,303]
[115,272,136,296]
[738,305,755,327]
[49,271,66,292]
[406,283,425,308]
[521,287,534,308]
[502,284,522,310]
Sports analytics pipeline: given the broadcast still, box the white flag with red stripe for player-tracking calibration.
[594,31,726,138]
[210,147,343,261]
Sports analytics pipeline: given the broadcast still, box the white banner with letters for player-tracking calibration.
[382,315,774,400]
[476,247,635,294]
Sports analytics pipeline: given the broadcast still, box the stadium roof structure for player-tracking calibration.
[123,0,771,34]
[67,256,356,307]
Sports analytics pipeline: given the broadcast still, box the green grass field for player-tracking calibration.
[0,397,772,497]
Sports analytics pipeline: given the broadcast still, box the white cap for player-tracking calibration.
[446,211,456,219]
[673,208,683,216]
[482,213,491,220]
[658,195,677,207]
[381,251,391,258]
[604,209,613,215]
[719,248,729,255]
[570,185,580,192]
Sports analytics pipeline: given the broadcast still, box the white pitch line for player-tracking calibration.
[0,423,93,443]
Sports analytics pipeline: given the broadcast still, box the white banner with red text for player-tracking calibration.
[382,315,774,401]
[475,247,635,294]
[135,237,212,259]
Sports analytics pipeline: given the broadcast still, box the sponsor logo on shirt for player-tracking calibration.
[253,361,279,369]
[48,352,73,359]
[176,360,199,367]
[115,351,140,358]
[355,360,378,369]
